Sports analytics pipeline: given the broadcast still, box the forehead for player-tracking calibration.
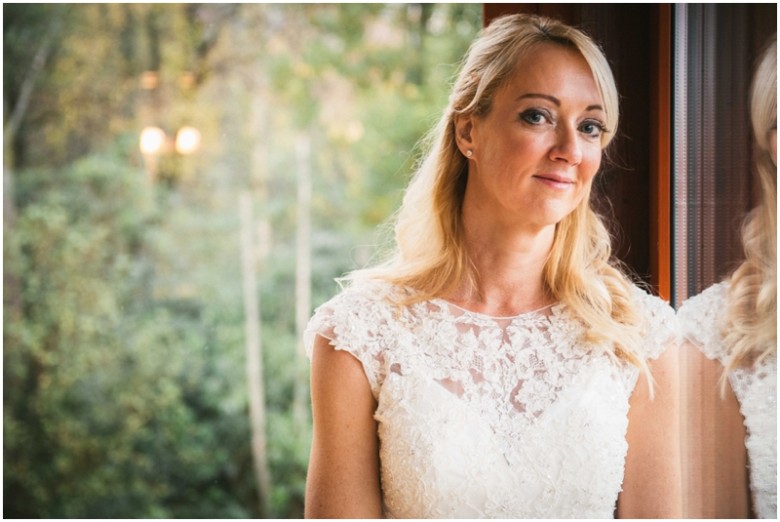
[499,43,602,106]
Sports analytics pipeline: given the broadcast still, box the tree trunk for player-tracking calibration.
[3,14,59,324]
[293,133,312,428]
[239,191,272,516]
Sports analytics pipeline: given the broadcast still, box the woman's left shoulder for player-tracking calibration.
[628,283,675,321]
[627,283,677,360]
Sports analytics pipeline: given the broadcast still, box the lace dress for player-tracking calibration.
[678,282,777,519]
[305,280,676,518]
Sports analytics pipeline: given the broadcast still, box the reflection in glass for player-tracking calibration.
[678,34,776,518]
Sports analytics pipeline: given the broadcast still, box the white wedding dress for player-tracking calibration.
[305,280,676,518]
[678,282,777,519]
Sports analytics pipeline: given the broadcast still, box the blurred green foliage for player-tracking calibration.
[4,3,480,518]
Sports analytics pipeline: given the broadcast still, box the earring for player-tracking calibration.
[466,150,473,158]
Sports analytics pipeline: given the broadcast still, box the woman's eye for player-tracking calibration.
[580,120,606,138]
[520,109,549,125]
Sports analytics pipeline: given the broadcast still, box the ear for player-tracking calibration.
[454,114,476,155]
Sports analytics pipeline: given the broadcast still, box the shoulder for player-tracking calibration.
[311,279,401,320]
[628,283,676,322]
[627,283,677,361]
[677,282,729,361]
[305,279,404,349]
[304,279,410,397]
[677,281,728,327]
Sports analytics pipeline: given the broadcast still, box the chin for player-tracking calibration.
[535,202,578,226]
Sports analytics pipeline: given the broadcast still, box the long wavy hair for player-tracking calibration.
[722,34,777,374]
[348,14,646,367]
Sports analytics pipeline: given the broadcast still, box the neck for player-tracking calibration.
[447,206,556,317]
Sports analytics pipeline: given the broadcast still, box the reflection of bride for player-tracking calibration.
[678,35,776,519]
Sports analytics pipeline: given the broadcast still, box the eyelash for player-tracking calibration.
[580,120,608,138]
[519,109,608,138]
[520,109,552,126]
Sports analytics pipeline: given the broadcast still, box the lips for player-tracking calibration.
[533,174,575,187]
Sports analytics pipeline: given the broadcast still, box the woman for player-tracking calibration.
[678,35,776,519]
[305,14,681,518]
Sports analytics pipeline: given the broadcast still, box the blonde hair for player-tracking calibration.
[348,14,646,367]
[723,34,777,374]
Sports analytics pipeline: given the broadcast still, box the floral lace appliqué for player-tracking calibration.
[306,281,676,518]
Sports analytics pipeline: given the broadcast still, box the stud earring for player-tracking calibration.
[466,150,473,158]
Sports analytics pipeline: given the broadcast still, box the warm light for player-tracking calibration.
[175,126,201,155]
[139,127,166,155]
[140,71,159,90]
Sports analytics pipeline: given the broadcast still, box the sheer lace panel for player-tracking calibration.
[306,280,677,518]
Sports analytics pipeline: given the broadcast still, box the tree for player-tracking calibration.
[3,4,481,517]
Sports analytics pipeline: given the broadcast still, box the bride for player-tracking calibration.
[304,13,681,518]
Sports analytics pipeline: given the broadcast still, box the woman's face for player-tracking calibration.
[457,43,606,231]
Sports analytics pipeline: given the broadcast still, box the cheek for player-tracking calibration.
[581,148,603,181]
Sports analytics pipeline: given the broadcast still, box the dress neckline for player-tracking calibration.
[429,298,557,321]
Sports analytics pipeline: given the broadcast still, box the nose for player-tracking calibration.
[549,125,582,166]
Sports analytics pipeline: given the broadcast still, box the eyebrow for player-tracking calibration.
[516,93,604,112]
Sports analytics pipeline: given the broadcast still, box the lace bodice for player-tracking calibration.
[305,280,676,518]
[678,283,777,519]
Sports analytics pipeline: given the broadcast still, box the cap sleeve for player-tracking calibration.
[676,282,729,363]
[304,281,398,398]
[631,285,678,361]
